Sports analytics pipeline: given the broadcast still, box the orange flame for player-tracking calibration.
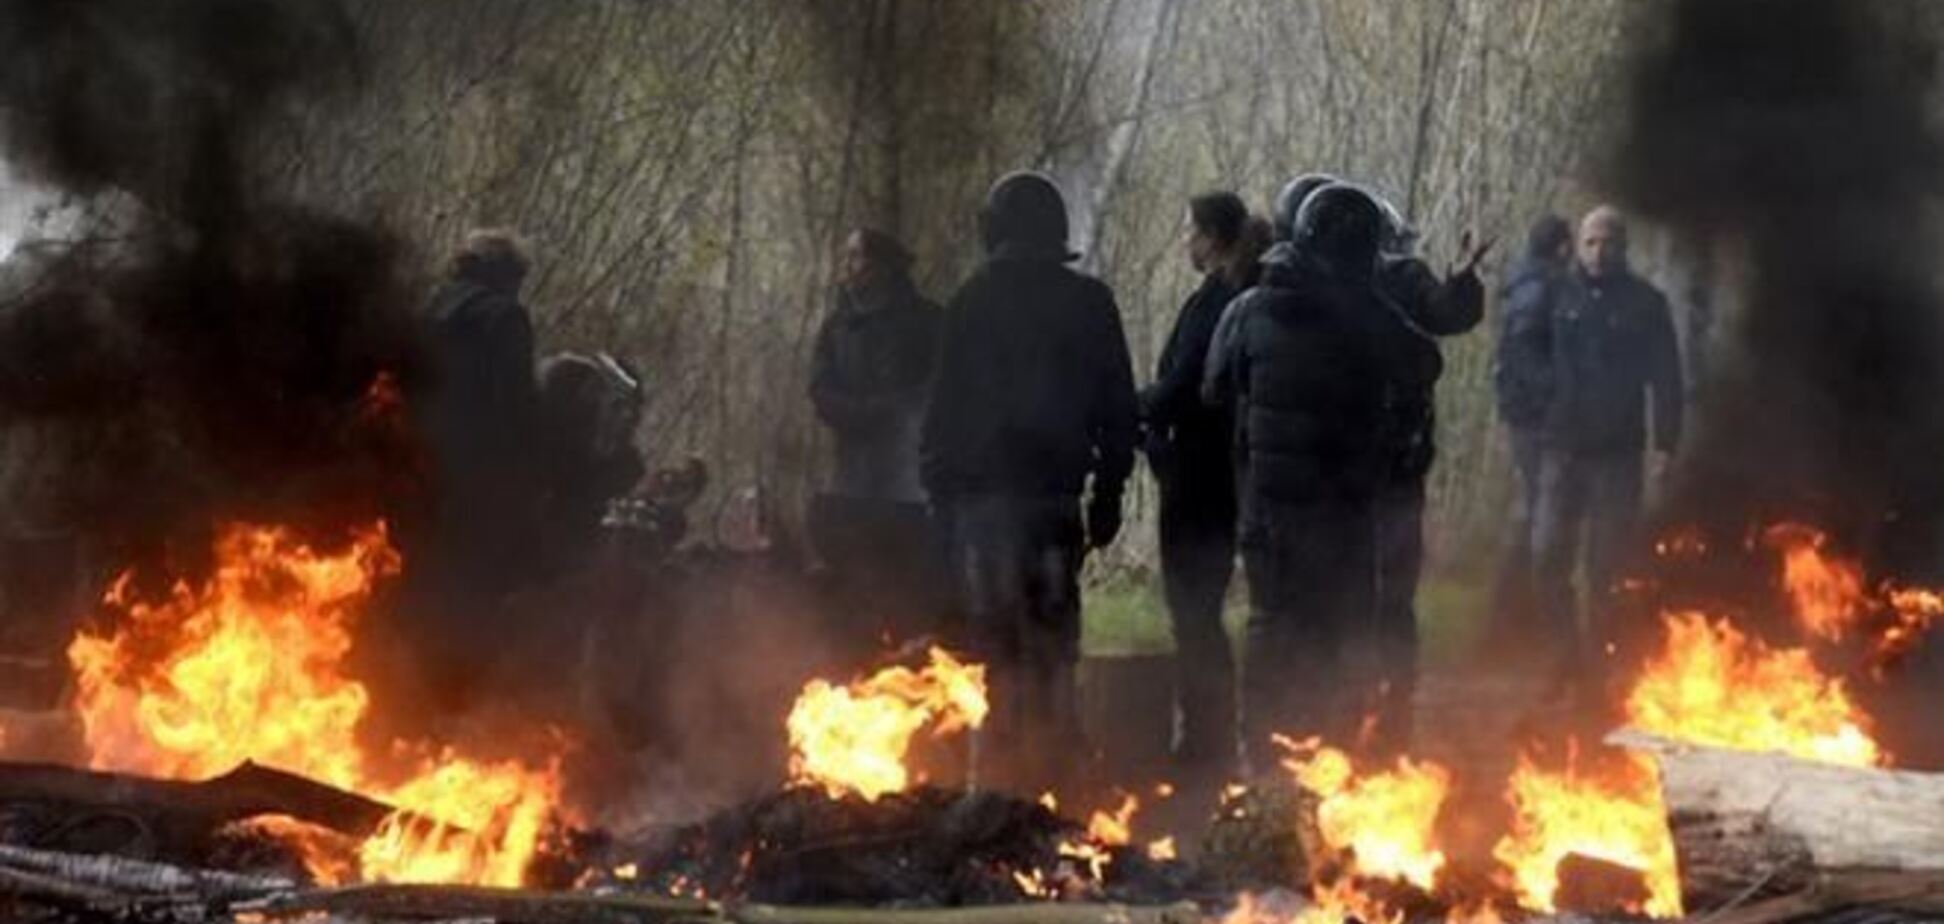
[1278,736,1450,890]
[1493,750,1681,918]
[1221,879,1404,924]
[66,523,564,887]
[785,647,988,801]
[1085,792,1139,846]
[1766,523,1867,640]
[1624,612,1879,766]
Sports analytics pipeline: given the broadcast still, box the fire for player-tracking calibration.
[1221,879,1403,924]
[1883,588,1943,667]
[1624,612,1879,766]
[1766,523,1867,640]
[785,646,988,801]
[1493,751,1681,918]
[1278,736,1450,890]
[66,523,564,887]
[1085,793,1138,846]
[1146,836,1177,861]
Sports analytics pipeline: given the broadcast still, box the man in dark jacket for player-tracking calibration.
[1533,206,1683,692]
[809,228,943,651]
[1204,182,1408,764]
[923,171,1138,794]
[1141,191,1265,773]
[1490,215,1573,639]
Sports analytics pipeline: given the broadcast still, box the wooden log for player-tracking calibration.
[731,902,1206,924]
[0,842,290,897]
[1612,730,1944,916]
[235,883,718,923]
[0,758,397,859]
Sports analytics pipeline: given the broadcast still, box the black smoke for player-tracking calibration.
[0,0,425,562]
[1611,0,1944,571]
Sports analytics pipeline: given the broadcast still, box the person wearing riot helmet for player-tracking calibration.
[1363,189,1491,755]
[922,171,1139,795]
[808,227,944,656]
[1203,182,1413,765]
[1141,191,1268,774]
[1532,206,1683,698]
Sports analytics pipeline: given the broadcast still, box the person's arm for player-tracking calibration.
[1647,290,1685,454]
[1090,288,1140,501]
[1201,295,1251,409]
[1385,257,1483,336]
[919,292,972,501]
[1493,274,1555,426]
[1142,280,1230,425]
[808,313,897,433]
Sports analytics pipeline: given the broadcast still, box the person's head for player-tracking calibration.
[1576,205,1629,279]
[451,228,531,291]
[1526,214,1574,267]
[1272,172,1338,242]
[1292,182,1385,280]
[838,227,914,294]
[1186,191,1249,273]
[981,171,1071,259]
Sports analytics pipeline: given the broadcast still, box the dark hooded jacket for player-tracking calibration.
[1203,242,1408,510]
[1544,266,1684,454]
[1142,271,1245,484]
[810,277,941,503]
[423,269,539,491]
[1493,253,1562,430]
[1373,257,1477,484]
[921,174,1139,500]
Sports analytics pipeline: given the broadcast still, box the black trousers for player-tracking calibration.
[1156,465,1237,768]
[1238,498,1377,767]
[1490,427,1546,640]
[810,494,943,656]
[947,494,1086,795]
[1370,480,1423,757]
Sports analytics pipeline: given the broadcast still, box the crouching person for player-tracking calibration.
[922,172,1138,796]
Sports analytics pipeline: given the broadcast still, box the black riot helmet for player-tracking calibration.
[980,171,1074,260]
[1272,172,1338,242]
[1292,182,1386,279]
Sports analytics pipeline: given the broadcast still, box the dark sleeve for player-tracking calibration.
[920,291,973,500]
[1493,275,1555,424]
[1142,282,1230,426]
[1202,296,1249,409]
[1089,286,1140,499]
[1387,258,1484,336]
[1646,290,1685,453]
[808,315,899,433]
[485,296,540,435]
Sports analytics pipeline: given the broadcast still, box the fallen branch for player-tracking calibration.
[0,842,290,898]
[0,759,397,859]
[1613,730,1944,916]
[235,882,718,923]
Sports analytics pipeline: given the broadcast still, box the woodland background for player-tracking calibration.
[8,0,1711,644]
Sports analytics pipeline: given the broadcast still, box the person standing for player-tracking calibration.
[414,229,543,717]
[922,172,1138,795]
[1490,215,1573,642]
[1532,206,1683,694]
[1141,192,1267,774]
[808,228,943,652]
[1203,182,1405,766]
[1364,193,1489,756]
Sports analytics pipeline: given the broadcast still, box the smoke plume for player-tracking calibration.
[1611,0,1944,572]
[0,0,424,560]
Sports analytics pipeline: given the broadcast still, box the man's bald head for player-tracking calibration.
[1577,205,1629,279]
